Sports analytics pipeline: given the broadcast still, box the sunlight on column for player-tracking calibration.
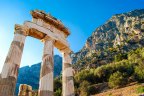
[0,26,12,72]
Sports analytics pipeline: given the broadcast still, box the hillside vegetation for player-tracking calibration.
[73,47,144,96]
[54,47,144,96]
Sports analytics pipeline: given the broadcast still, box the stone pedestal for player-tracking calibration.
[0,25,28,96]
[39,38,54,96]
[62,52,75,96]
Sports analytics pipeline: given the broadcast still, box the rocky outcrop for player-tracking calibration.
[72,9,144,70]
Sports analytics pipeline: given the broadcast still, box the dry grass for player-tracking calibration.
[94,83,144,96]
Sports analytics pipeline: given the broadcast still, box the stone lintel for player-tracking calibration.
[29,28,46,40]
[24,21,70,50]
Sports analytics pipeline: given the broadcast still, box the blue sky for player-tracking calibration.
[0,0,144,71]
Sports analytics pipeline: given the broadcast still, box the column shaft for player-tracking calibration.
[62,52,75,96]
[1,34,26,78]
[0,25,27,96]
[39,39,54,96]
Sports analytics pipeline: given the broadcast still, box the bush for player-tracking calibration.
[134,66,144,82]
[114,53,128,62]
[54,88,62,96]
[74,70,96,84]
[108,71,127,88]
[79,81,91,96]
[54,78,62,95]
[137,86,144,93]
[88,85,97,95]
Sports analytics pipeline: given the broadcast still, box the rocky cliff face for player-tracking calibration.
[15,55,62,95]
[72,9,144,70]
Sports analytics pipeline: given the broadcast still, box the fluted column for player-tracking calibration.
[62,52,75,96]
[0,24,29,96]
[39,37,54,96]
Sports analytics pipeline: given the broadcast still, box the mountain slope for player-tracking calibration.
[72,9,144,70]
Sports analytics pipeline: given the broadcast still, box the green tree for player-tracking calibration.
[108,71,127,88]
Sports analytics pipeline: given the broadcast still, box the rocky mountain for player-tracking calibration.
[72,9,144,70]
[15,55,62,95]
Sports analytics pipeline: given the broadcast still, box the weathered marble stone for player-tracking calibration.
[0,75,16,96]
[62,52,75,96]
[39,39,54,96]
[38,90,53,96]
[0,25,27,96]
[18,84,33,96]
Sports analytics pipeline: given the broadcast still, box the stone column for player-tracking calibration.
[62,52,75,96]
[0,25,28,96]
[39,37,54,96]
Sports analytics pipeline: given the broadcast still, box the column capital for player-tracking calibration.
[63,51,72,64]
[60,47,72,54]
[15,24,29,36]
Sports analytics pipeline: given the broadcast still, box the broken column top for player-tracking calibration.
[30,10,70,36]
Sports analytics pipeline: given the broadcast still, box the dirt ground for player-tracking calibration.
[94,83,144,96]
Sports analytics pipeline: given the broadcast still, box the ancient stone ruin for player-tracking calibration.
[0,10,74,96]
[18,84,38,96]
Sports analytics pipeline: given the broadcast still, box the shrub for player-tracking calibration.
[108,71,127,88]
[136,86,144,93]
[134,66,144,82]
[74,70,96,84]
[114,53,128,62]
[79,81,91,96]
[88,85,97,95]
[54,88,62,96]
[54,78,62,95]
[54,78,62,91]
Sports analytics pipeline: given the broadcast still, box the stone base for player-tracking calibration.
[0,75,16,96]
